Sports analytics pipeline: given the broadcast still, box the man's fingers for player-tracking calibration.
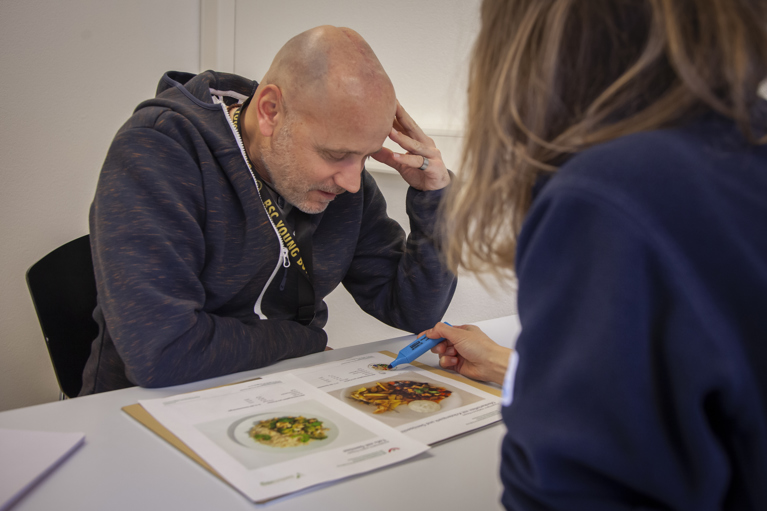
[392,152,431,170]
[395,101,428,143]
[389,128,438,158]
[393,117,406,134]
[372,131,441,175]
[370,147,396,167]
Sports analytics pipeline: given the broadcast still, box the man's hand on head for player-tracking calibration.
[370,101,451,191]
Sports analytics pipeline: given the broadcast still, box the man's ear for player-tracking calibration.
[255,84,283,137]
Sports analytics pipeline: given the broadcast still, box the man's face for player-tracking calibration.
[258,101,393,214]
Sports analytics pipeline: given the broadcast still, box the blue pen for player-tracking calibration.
[388,322,453,369]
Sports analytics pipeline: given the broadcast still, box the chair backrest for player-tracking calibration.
[26,235,99,398]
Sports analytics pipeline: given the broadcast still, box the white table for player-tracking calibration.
[0,316,520,511]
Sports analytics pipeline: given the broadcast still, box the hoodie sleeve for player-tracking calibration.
[340,171,457,334]
[90,124,326,389]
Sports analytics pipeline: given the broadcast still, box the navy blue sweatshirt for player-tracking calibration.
[501,111,767,510]
[81,71,456,394]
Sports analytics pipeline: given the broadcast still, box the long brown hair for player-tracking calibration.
[442,0,767,277]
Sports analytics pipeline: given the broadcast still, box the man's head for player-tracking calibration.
[240,26,396,214]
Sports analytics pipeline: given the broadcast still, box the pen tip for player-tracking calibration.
[387,364,393,369]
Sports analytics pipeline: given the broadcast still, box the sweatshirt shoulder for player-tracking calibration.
[552,114,760,193]
[539,116,767,219]
[116,70,256,138]
[555,127,698,190]
[118,106,198,135]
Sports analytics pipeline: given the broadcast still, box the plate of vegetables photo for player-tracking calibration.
[228,412,339,452]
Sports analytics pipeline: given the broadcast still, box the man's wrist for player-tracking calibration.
[420,171,451,191]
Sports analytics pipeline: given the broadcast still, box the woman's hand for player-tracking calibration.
[423,322,512,385]
[370,101,450,191]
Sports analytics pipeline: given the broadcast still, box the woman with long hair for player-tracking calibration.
[426,0,767,508]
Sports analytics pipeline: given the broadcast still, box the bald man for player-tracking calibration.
[81,26,457,394]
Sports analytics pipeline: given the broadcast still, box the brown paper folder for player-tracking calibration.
[122,403,227,481]
[121,376,266,484]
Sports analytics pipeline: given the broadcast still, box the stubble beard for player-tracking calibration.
[260,119,344,215]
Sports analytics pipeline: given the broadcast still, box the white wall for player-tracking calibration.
[0,0,201,411]
[231,0,479,131]
[0,0,516,412]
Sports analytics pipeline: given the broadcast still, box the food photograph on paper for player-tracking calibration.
[330,371,485,427]
[230,413,338,451]
[195,401,376,470]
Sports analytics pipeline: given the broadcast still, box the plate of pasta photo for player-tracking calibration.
[339,375,463,423]
[228,412,339,452]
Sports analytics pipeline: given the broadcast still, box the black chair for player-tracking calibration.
[26,235,98,399]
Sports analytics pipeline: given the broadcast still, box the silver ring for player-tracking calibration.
[419,156,429,170]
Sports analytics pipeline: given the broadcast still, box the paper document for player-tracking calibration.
[0,429,85,511]
[130,351,502,503]
[139,373,428,503]
[293,352,502,445]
